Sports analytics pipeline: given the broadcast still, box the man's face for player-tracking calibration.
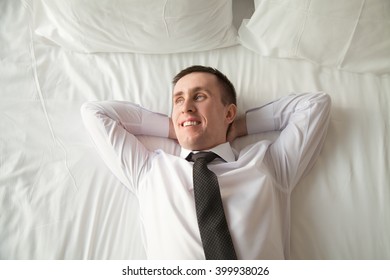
[172,72,236,150]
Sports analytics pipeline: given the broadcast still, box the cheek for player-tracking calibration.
[172,109,185,133]
[171,108,179,122]
[208,105,227,123]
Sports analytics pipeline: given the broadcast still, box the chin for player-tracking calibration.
[181,140,219,151]
[179,139,206,151]
[180,142,202,151]
[178,134,223,151]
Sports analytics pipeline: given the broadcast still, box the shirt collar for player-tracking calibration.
[180,142,236,163]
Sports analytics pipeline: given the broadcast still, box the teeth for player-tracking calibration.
[182,121,200,127]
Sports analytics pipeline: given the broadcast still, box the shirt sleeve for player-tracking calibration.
[80,101,169,192]
[246,92,331,190]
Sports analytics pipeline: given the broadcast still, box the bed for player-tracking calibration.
[1,0,389,259]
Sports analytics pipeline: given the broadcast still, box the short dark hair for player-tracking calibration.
[172,65,237,106]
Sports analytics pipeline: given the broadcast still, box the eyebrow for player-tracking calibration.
[173,87,211,98]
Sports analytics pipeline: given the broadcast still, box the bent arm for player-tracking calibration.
[235,92,331,190]
[81,101,171,191]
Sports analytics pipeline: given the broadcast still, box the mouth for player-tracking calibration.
[181,121,201,127]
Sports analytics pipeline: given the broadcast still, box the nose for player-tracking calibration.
[182,98,196,113]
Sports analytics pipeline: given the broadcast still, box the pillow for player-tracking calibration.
[30,0,238,54]
[238,0,390,74]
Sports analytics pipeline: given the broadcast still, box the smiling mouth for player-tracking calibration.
[182,121,201,127]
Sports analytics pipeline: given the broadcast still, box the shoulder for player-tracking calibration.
[236,139,272,162]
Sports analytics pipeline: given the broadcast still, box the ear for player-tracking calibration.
[225,104,237,125]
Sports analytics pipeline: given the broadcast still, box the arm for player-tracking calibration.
[233,92,331,190]
[81,101,171,191]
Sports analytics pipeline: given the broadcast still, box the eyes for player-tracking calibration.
[174,93,207,105]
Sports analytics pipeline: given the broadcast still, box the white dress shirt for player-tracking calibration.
[81,92,331,259]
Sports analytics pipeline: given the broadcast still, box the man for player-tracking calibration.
[81,65,331,259]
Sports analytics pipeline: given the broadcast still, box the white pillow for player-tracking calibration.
[238,0,390,74]
[30,0,238,54]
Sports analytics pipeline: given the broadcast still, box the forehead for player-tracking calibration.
[173,72,220,95]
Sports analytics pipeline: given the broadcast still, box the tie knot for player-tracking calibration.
[187,151,219,164]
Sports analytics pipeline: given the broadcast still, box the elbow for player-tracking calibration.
[321,92,332,114]
[80,101,105,126]
[314,92,332,115]
[318,92,332,125]
[80,101,103,117]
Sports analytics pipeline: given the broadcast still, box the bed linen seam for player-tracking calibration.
[25,1,79,192]
[337,0,366,68]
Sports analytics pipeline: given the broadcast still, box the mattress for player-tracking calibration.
[1,0,389,259]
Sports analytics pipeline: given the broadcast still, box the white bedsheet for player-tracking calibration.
[1,0,389,259]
